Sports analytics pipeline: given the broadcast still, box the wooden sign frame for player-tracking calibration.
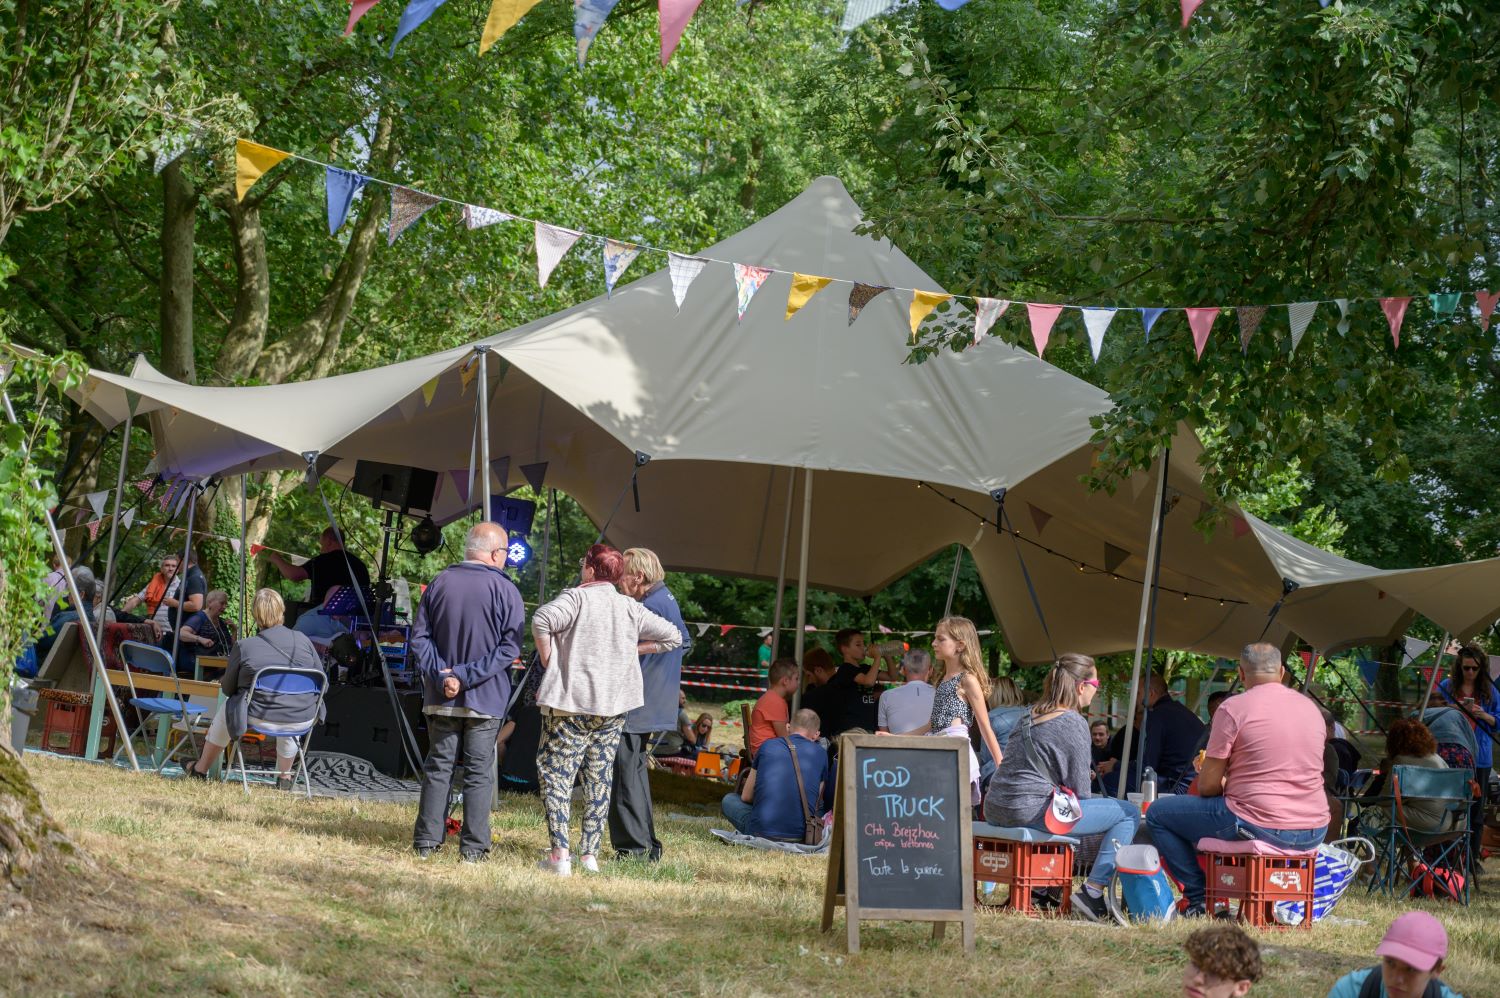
[820,734,975,953]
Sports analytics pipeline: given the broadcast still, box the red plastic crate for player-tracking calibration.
[974,837,1074,916]
[1203,850,1315,929]
[40,699,91,756]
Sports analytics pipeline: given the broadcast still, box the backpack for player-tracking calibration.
[1356,966,1444,998]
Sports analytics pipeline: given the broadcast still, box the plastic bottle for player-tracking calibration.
[1141,767,1158,806]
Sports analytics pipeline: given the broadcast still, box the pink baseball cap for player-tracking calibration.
[1375,912,1448,972]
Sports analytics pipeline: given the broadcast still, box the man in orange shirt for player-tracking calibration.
[749,659,799,759]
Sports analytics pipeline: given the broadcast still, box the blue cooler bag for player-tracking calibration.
[1107,843,1176,925]
[1273,837,1375,926]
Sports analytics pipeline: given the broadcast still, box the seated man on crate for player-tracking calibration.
[721,709,829,842]
[1145,643,1329,917]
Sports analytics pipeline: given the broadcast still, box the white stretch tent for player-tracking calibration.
[62,178,1500,660]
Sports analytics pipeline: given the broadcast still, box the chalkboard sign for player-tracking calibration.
[820,734,974,953]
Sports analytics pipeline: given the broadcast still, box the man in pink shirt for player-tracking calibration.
[1145,643,1329,916]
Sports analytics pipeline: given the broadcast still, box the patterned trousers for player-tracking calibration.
[537,712,627,855]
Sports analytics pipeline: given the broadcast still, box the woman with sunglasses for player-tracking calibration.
[982,653,1140,921]
[1436,644,1497,858]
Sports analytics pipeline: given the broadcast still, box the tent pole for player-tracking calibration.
[1117,449,1170,800]
[942,544,963,618]
[167,482,199,667]
[477,346,491,520]
[769,469,795,657]
[94,414,133,653]
[1418,632,1451,714]
[1,389,138,771]
[239,474,248,639]
[539,487,554,604]
[790,468,814,716]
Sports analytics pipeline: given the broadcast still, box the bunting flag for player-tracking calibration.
[733,263,773,321]
[574,0,625,65]
[449,469,471,505]
[933,0,971,8]
[535,222,583,288]
[1103,543,1129,574]
[785,273,832,321]
[72,508,88,526]
[1237,305,1267,353]
[491,456,510,491]
[1180,0,1203,28]
[85,490,109,517]
[86,519,102,542]
[876,624,891,634]
[909,290,952,340]
[1287,301,1318,353]
[229,538,242,554]
[390,0,449,55]
[840,0,898,31]
[719,624,734,636]
[121,508,136,529]
[1140,307,1166,340]
[459,357,479,394]
[696,622,712,637]
[346,0,381,34]
[480,0,544,55]
[463,204,512,230]
[325,167,371,235]
[250,543,266,556]
[1027,503,1052,535]
[1429,292,1461,318]
[1026,303,1063,355]
[658,0,705,65]
[848,283,891,326]
[421,378,439,406]
[234,140,290,202]
[1380,297,1411,348]
[1231,515,1251,538]
[1185,306,1218,361]
[602,239,643,296]
[1334,298,1351,334]
[388,187,441,244]
[1476,290,1499,333]
[1081,307,1116,362]
[153,131,194,175]
[135,479,154,496]
[668,253,707,310]
[521,461,548,492]
[973,297,1009,344]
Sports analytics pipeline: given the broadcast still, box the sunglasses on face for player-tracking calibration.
[1080,678,1100,689]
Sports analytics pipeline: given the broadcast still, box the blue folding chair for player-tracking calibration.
[116,640,208,773]
[224,666,328,799]
[1360,765,1474,904]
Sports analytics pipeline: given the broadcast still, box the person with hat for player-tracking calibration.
[1324,911,1464,998]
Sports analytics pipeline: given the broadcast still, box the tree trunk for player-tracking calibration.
[212,196,272,382]
[0,743,87,914]
[159,159,197,383]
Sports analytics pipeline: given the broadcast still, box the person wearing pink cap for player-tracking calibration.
[1325,911,1464,998]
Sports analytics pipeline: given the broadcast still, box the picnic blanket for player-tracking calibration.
[710,818,832,855]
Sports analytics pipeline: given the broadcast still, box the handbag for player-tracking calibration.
[1021,715,1082,834]
[784,736,822,847]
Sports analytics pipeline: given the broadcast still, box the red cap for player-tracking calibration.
[1375,912,1447,972]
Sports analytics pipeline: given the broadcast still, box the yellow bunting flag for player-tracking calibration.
[421,378,438,407]
[459,358,478,395]
[235,140,291,202]
[785,273,833,321]
[908,290,952,340]
[480,0,545,54]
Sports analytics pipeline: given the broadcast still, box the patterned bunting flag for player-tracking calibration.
[345,0,381,34]
[1139,307,1166,340]
[909,290,952,340]
[668,253,707,310]
[234,140,290,202]
[575,0,625,66]
[1287,301,1318,353]
[463,204,513,230]
[733,263,773,321]
[388,187,441,244]
[840,0,898,31]
[535,222,583,288]
[521,462,548,492]
[659,0,705,65]
[973,298,1009,344]
[1237,305,1266,353]
[135,479,154,496]
[603,239,643,296]
[390,0,449,55]
[325,167,371,235]
[785,273,832,321]
[1185,307,1218,360]
[87,519,102,542]
[1429,292,1461,318]
[153,131,195,175]
[1380,297,1411,348]
[1025,303,1063,355]
[1334,298,1351,334]
[847,283,890,326]
[1081,307,1116,362]
[480,0,544,55]
[1476,290,1499,333]
[1027,503,1052,535]
[450,469,471,505]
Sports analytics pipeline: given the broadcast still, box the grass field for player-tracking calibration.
[3,754,1497,997]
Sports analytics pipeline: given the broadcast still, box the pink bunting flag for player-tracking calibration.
[1231,516,1251,539]
[1185,307,1218,360]
[1476,290,1499,333]
[658,0,704,65]
[86,519,102,541]
[1025,303,1063,356]
[1181,0,1203,28]
[345,0,381,35]
[1381,297,1411,348]
[877,624,892,634]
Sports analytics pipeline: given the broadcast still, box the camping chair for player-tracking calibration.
[224,666,328,799]
[1362,765,1473,904]
[116,640,207,772]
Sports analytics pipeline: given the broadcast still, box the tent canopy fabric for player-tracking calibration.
[54,178,1500,660]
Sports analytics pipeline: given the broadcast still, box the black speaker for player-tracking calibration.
[351,460,439,514]
[316,685,429,778]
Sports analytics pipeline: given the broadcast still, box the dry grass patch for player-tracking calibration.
[3,754,1496,996]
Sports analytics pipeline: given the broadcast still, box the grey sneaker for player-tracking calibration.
[414,846,438,860]
[461,851,488,864]
[1070,888,1109,923]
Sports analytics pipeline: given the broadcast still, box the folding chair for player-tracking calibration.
[116,640,207,772]
[1365,765,1473,904]
[224,666,328,799]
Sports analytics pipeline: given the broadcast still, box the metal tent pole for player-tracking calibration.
[166,482,200,667]
[477,347,492,520]
[1117,450,1170,800]
[790,468,814,716]
[942,544,963,618]
[239,474,248,638]
[1418,633,1451,714]
[94,414,133,652]
[769,469,795,658]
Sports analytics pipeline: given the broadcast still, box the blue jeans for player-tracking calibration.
[721,793,755,835]
[1145,794,1327,904]
[1070,796,1142,887]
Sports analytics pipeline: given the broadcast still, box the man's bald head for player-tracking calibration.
[1239,643,1283,686]
[465,522,509,564]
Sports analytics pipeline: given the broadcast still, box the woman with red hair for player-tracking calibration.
[1361,718,1453,833]
[531,544,683,876]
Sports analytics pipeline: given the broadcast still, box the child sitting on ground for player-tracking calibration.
[1325,911,1464,998]
[1182,924,1262,998]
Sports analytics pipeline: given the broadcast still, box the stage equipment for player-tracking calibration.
[409,515,442,555]
[490,495,537,537]
[352,460,439,514]
[506,534,532,569]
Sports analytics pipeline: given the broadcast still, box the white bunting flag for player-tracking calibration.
[1287,301,1318,353]
[535,222,583,289]
[229,538,242,554]
[1334,298,1350,334]
[464,204,513,230]
[668,253,708,311]
[840,0,898,31]
[85,490,109,517]
[1081,307,1117,362]
[973,297,1009,344]
[122,508,136,529]
[696,622,712,637]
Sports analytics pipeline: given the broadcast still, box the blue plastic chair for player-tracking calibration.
[225,666,327,799]
[117,640,208,772]
[1361,765,1473,904]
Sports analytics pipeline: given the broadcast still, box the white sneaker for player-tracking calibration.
[578,855,600,874]
[538,855,572,877]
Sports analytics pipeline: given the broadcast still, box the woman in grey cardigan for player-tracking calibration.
[532,544,682,876]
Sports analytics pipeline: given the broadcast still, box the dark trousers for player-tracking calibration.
[413,713,500,855]
[608,732,661,859]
